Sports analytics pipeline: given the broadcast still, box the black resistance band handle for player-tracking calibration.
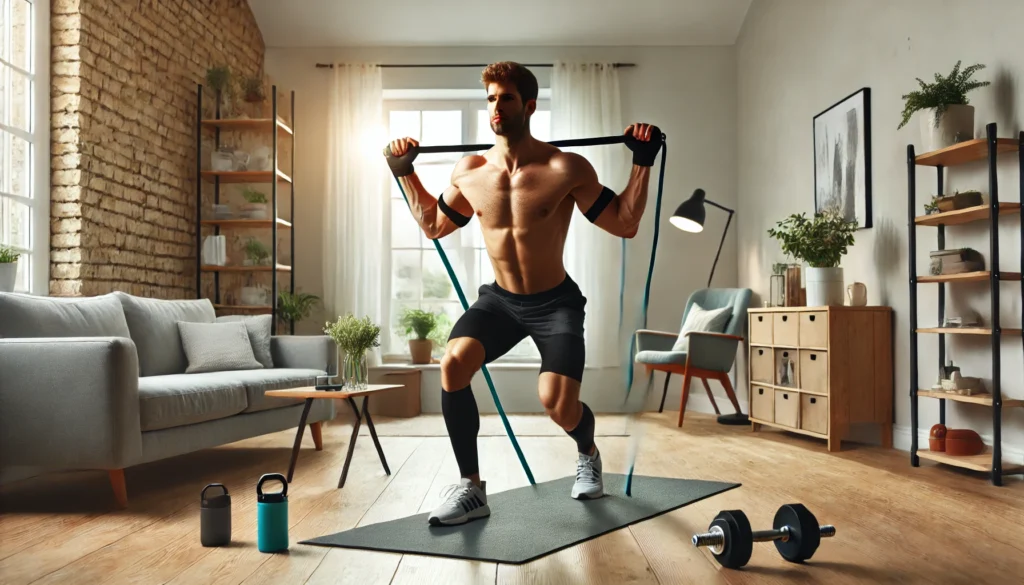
[384,132,663,157]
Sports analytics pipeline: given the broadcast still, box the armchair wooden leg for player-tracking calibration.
[658,373,672,413]
[717,372,743,414]
[310,422,323,451]
[108,469,127,509]
[700,378,720,415]
[678,367,693,428]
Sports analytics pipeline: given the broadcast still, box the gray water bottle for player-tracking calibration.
[200,483,231,547]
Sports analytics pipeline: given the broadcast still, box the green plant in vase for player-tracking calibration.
[277,290,321,331]
[767,206,857,307]
[324,314,382,389]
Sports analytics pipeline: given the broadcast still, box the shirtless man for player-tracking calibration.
[384,61,660,526]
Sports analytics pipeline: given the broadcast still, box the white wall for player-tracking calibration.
[265,45,739,413]
[736,0,1024,458]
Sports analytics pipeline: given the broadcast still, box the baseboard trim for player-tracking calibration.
[892,425,1024,464]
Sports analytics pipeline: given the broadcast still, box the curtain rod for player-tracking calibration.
[314,62,635,69]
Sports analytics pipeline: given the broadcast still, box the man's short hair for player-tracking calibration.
[481,61,539,104]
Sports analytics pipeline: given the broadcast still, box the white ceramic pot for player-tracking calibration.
[240,286,267,305]
[0,262,17,292]
[920,104,974,152]
[805,266,845,307]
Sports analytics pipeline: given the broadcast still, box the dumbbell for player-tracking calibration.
[691,504,836,569]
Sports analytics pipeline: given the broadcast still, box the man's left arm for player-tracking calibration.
[569,123,661,239]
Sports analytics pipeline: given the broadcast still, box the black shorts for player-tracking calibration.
[448,275,587,382]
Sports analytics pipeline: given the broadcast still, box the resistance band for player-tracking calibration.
[385,132,668,490]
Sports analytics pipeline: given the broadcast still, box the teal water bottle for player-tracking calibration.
[256,473,289,553]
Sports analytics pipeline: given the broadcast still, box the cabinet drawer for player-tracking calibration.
[773,312,799,346]
[799,349,828,394]
[750,314,773,345]
[774,348,799,388]
[750,385,774,422]
[750,347,773,383]
[799,311,828,348]
[800,394,828,435]
[774,390,799,428]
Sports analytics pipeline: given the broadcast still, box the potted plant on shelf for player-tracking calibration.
[241,76,265,103]
[277,290,321,332]
[241,187,268,219]
[897,60,990,152]
[767,206,858,307]
[205,65,236,117]
[0,245,20,293]
[397,307,450,364]
[324,314,382,389]
[243,237,270,266]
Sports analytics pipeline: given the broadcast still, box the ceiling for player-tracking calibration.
[247,0,754,48]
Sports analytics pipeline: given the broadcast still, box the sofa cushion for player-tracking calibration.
[232,368,327,413]
[115,292,215,377]
[138,372,248,431]
[217,314,273,368]
[178,321,264,374]
[0,292,131,339]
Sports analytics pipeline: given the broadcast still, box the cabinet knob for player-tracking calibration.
[783,351,789,357]
[783,393,789,400]
[811,354,817,361]
[810,315,816,322]
[758,349,764,355]
[758,388,764,395]
[782,315,788,322]
[810,397,817,404]
[758,316,763,322]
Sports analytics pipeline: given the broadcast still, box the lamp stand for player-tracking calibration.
[705,201,734,288]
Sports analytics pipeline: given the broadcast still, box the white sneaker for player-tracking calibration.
[427,478,490,526]
[571,449,604,500]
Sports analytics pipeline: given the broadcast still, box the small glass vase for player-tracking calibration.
[342,350,369,390]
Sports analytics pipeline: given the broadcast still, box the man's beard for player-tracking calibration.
[491,113,526,138]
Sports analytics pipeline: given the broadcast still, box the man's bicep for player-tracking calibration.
[571,170,618,225]
[435,184,474,233]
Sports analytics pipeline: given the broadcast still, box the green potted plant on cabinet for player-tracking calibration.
[767,206,858,306]
[898,60,990,151]
[0,245,20,293]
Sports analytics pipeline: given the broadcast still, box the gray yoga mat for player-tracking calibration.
[301,474,740,564]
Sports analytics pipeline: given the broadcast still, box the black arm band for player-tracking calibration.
[584,186,616,223]
[438,193,471,227]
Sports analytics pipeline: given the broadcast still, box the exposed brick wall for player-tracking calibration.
[50,0,266,298]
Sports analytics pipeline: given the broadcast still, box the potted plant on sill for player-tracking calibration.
[324,314,381,390]
[241,187,268,219]
[767,206,858,307]
[898,60,990,152]
[397,307,450,364]
[277,290,321,332]
[0,245,20,293]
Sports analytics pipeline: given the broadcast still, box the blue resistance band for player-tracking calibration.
[387,132,667,489]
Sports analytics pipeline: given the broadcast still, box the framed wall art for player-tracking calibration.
[813,87,872,229]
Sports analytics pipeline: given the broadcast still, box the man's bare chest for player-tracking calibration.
[459,167,571,223]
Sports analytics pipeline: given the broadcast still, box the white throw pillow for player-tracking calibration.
[177,321,264,374]
[672,303,733,352]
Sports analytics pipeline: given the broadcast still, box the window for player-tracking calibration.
[383,92,551,361]
[1,0,49,294]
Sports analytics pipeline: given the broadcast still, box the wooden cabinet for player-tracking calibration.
[747,306,894,451]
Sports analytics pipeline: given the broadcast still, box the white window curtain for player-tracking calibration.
[323,64,388,329]
[551,62,629,369]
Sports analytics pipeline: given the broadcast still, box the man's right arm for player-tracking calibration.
[386,137,474,240]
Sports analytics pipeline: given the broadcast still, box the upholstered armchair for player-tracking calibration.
[634,288,752,427]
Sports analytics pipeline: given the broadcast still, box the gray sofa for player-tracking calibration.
[0,291,337,507]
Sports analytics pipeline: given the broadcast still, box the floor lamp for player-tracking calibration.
[669,189,748,425]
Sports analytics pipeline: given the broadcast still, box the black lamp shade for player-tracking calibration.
[670,188,706,233]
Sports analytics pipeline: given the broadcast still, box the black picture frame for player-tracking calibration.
[813,87,872,229]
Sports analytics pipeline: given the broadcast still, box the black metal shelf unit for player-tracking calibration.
[907,123,1024,486]
[194,84,296,334]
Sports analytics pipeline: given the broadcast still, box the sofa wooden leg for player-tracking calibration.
[108,469,127,509]
[310,422,323,451]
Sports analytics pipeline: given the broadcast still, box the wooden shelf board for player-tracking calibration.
[917,271,1022,283]
[749,383,828,397]
[914,203,1020,226]
[918,390,1024,408]
[748,306,893,313]
[914,138,1018,167]
[200,170,292,184]
[214,305,273,313]
[201,218,292,229]
[749,417,828,440]
[201,264,291,272]
[916,327,1022,335]
[201,118,293,135]
[917,449,1024,474]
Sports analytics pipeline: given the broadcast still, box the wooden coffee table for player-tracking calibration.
[266,384,404,488]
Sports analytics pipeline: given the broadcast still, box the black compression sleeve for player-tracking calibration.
[584,186,616,223]
[438,193,471,227]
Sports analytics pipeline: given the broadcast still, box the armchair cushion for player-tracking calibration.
[671,303,732,352]
[636,349,688,366]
